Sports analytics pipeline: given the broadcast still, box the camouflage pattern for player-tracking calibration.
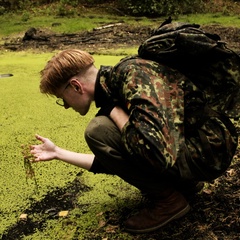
[184,113,238,181]
[139,21,240,119]
[98,57,187,170]
[97,55,238,179]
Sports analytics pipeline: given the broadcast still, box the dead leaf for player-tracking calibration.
[19,213,27,220]
[58,211,69,217]
[203,189,212,194]
[227,169,235,177]
[96,212,104,217]
[105,225,118,233]
[98,219,106,228]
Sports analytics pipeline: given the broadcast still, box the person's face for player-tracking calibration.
[56,78,91,116]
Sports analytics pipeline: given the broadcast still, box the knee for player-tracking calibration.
[84,116,116,142]
[84,116,121,148]
[85,116,104,142]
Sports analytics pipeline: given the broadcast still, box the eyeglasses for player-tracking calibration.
[56,82,71,107]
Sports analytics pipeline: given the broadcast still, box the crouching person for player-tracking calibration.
[30,49,238,233]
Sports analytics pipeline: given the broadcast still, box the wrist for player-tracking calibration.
[54,146,62,160]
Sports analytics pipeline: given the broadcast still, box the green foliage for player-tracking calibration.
[59,0,79,7]
[55,3,76,17]
[21,11,30,22]
[1,0,240,17]
[54,0,81,16]
[116,0,205,17]
[0,14,120,36]
[0,7,5,15]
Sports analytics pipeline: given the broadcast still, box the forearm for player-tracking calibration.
[55,146,94,170]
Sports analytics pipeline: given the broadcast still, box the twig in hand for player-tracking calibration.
[21,144,39,193]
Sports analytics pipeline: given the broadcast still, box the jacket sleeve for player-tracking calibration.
[113,59,186,171]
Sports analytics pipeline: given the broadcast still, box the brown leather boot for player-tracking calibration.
[124,190,190,233]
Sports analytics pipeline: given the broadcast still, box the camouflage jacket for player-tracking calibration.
[95,56,204,171]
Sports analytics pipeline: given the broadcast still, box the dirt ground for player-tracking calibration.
[2,22,240,54]
[1,23,240,239]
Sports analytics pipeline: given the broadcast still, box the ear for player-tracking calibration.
[70,79,84,93]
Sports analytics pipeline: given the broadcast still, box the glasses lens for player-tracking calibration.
[56,98,64,106]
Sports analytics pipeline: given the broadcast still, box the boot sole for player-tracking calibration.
[124,204,191,234]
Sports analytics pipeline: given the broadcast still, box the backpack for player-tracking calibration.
[138,19,240,119]
[138,19,239,180]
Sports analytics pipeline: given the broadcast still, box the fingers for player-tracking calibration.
[30,150,44,162]
[30,142,43,158]
[35,134,46,143]
[30,144,41,152]
[31,155,41,162]
[27,134,54,163]
[21,135,48,163]
[31,134,47,151]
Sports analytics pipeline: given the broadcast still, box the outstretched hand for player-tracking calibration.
[30,134,57,162]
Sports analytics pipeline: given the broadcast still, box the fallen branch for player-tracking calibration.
[93,22,123,31]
